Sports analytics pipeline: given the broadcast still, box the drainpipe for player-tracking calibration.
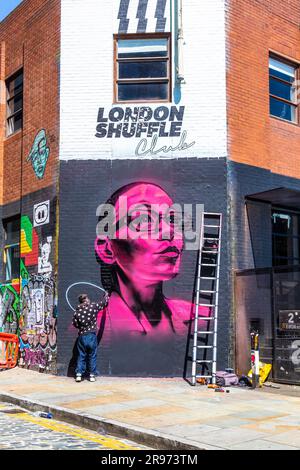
[177,0,185,83]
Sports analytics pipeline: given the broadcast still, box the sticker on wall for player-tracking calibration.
[27,129,50,180]
[33,201,50,227]
[29,288,45,328]
[38,237,53,274]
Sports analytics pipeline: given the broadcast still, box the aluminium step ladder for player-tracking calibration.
[191,212,222,386]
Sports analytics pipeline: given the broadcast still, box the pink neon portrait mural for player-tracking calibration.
[95,182,209,339]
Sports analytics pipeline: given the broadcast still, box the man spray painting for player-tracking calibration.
[72,293,108,382]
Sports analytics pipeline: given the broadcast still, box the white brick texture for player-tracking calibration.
[60,0,228,160]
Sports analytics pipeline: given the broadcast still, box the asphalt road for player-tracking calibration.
[0,403,149,450]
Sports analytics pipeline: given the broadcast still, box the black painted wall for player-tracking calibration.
[57,158,231,377]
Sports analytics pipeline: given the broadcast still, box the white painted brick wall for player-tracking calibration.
[60,0,228,160]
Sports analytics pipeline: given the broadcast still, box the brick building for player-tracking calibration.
[0,0,299,383]
[228,0,300,384]
[0,0,60,373]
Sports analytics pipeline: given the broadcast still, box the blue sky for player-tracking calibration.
[0,0,23,21]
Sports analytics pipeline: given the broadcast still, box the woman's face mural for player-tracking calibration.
[95,183,184,285]
[91,180,209,375]
[64,174,211,376]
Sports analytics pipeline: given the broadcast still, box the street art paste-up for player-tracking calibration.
[94,182,209,340]
[26,129,50,179]
[38,237,53,274]
[33,200,50,227]
[30,289,45,328]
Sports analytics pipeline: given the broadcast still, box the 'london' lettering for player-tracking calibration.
[96,105,185,127]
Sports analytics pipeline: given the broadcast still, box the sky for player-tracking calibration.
[0,0,23,21]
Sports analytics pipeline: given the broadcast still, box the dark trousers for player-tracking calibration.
[76,333,98,376]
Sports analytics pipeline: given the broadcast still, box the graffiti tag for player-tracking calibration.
[0,284,20,334]
[66,282,105,312]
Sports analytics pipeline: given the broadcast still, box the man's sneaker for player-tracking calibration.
[89,375,96,382]
[75,374,82,383]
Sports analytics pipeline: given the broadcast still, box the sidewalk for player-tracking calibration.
[1,368,300,450]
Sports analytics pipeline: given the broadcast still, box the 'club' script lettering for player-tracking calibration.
[135,131,195,157]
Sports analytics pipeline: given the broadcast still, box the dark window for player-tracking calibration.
[269,57,298,123]
[115,35,171,102]
[6,70,23,136]
[272,210,300,266]
[3,217,20,281]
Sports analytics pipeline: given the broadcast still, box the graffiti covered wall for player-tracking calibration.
[0,189,58,373]
[20,272,57,373]
[58,158,230,377]
[18,194,57,373]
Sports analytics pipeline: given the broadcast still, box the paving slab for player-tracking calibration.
[155,424,222,438]
[263,430,300,447]
[229,439,299,450]
[186,427,269,448]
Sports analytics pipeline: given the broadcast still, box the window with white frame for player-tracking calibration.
[269,56,298,123]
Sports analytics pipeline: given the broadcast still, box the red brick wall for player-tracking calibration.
[0,0,60,206]
[226,0,300,178]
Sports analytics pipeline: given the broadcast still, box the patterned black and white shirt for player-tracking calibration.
[72,298,107,336]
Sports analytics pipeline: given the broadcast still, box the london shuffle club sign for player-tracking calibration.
[95,105,196,157]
